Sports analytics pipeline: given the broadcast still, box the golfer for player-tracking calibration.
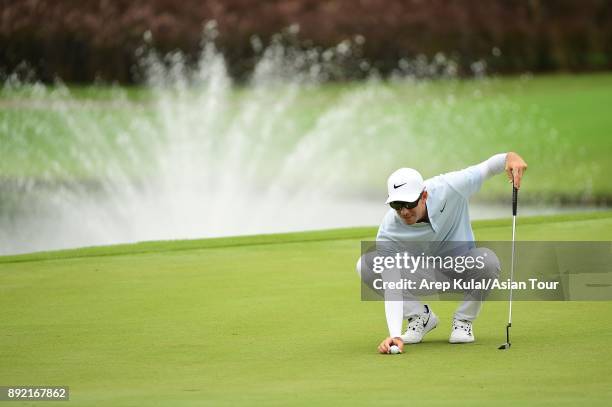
[356,152,527,354]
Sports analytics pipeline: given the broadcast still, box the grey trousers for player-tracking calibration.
[356,247,501,321]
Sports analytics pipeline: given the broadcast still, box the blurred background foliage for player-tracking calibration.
[2,0,611,83]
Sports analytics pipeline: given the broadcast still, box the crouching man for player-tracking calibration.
[356,152,527,353]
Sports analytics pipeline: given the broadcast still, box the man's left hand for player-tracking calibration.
[505,152,528,189]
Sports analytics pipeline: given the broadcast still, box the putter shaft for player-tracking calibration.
[499,184,518,350]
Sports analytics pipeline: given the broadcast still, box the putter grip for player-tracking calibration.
[512,186,518,216]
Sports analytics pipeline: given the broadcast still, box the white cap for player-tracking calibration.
[385,168,424,204]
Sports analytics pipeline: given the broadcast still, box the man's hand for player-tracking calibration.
[505,152,528,189]
[377,336,404,354]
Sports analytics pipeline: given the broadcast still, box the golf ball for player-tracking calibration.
[389,345,401,354]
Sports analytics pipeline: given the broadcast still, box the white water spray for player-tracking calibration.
[0,32,573,254]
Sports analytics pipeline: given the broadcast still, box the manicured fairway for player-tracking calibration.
[1,211,612,406]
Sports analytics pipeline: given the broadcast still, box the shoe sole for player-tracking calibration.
[401,313,439,344]
[449,336,475,344]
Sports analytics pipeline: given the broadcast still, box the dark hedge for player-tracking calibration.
[1,0,611,83]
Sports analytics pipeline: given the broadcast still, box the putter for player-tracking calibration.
[499,180,518,350]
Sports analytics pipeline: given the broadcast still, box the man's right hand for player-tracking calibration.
[377,336,404,354]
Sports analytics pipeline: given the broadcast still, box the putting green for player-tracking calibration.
[1,211,611,405]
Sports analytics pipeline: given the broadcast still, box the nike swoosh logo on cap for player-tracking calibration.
[393,183,407,189]
[440,201,447,213]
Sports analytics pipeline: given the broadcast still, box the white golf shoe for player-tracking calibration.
[449,319,475,343]
[400,305,438,344]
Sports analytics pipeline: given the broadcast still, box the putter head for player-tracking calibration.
[498,323,512,350]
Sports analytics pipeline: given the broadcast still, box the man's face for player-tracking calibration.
[395,191,428,225]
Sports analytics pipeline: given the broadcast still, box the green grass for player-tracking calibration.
[1,211,612,405]
[1,73,612,203]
